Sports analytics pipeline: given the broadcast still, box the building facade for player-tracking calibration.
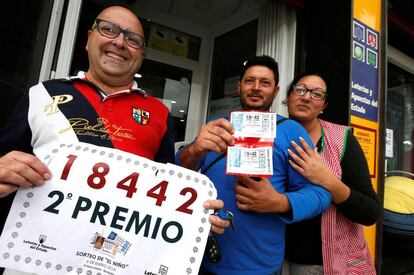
[1,0,413,273]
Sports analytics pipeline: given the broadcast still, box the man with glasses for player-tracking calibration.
[0,5,172,196]
[0,6,228,273]
[176,55,331,274]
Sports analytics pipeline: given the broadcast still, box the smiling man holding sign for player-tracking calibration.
[0,6,228,275]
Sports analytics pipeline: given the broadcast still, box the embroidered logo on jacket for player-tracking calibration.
[132,108,150,125]
[59,117,135,141]
[44,95,74,115]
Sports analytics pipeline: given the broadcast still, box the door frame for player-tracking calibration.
[38,0,66,82]
[388,45,414,75]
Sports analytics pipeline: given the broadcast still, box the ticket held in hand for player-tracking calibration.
[226,111,276,177]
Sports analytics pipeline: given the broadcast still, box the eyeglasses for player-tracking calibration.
[92,19,145,49]
[292,84,327,101]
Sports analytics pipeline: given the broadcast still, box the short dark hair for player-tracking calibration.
[240,55,279,85]
[287,71,330,103]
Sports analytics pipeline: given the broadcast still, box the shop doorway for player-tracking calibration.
[67,0,264,143]
[382,53,414,274]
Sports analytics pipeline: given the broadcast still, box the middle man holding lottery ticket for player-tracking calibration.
[176,55,331,275]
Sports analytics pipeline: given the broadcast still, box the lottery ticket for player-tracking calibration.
[226,146,273,176]
[230,111,276,138]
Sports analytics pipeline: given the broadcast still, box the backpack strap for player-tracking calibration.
[277,117,288,124]
[201,153,226,174]
[201,117,288,174]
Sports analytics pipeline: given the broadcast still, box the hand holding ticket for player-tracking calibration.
[226,111,276,177]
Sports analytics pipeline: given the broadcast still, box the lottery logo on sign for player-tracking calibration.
[367,29,378,49]
[353,41,365,62]
[367,49,377,68]
[158,265,169,275]
[353,21,365,42]
[38,235,47,244]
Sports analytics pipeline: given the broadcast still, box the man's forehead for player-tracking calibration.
[99,8,142,32]
[244,66,275,80]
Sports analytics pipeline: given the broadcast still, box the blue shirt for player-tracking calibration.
[176,115,331,274]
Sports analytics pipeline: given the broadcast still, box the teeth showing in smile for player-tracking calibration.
[106,52,124,61]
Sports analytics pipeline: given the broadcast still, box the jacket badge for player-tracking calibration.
[132,108,150,125]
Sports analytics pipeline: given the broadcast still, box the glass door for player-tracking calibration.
[138,60,192,142]
[381,60,414,274]
[0,0,55,125]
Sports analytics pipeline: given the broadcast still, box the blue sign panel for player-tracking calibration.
[351,19,379,121]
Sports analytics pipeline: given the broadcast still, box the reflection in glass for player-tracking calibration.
[139,59,192,142]
[382,62,414,274]
[0,0,54,126]
[386,62,414,173]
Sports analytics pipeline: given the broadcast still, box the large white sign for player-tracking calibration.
[0,142,216,275]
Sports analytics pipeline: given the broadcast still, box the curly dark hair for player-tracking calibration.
[240,55,279,85]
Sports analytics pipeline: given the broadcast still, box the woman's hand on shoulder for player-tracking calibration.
[287,137,335,188]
